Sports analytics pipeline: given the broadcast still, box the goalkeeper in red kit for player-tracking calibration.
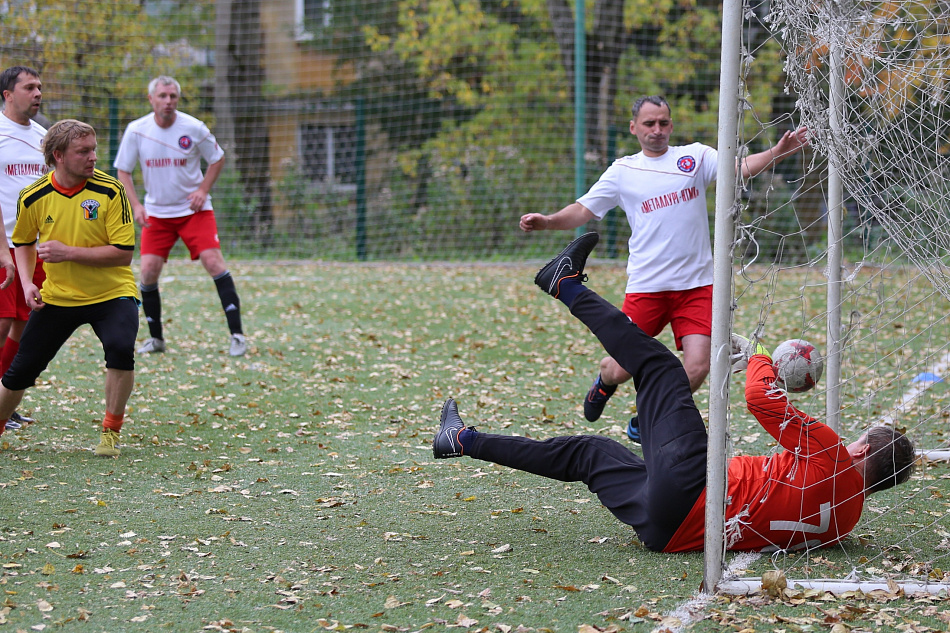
[433,233,916,553]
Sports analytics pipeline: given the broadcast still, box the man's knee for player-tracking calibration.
[600,356,632,385]
[0,317,14,342]
[684,360,709,392]
[139,255,164,285]
[101,321,135,368]
[2,363,41,391]
[199,249,227,276]
[681,335,711,392]
[100,301,139,370]
[103,342,135,371]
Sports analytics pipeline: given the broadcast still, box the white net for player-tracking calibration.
[773,0,950,297]
[719,0,950,592]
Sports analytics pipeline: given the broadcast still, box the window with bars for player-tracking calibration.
[299,124,356,187]
[295,0,332,40]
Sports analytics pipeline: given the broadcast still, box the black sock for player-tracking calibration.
[556,277,586,308]
[213,271,243,335]
[458,427,477,451]
[139,283,163,340]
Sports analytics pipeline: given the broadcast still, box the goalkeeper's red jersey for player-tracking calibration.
[663,355,865,553]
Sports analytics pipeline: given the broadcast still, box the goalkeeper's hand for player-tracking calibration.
[730,334,770,373]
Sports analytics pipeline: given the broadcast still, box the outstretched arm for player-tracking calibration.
[740,127,809,179]
[519,202,596,232]
[744,355,846,458]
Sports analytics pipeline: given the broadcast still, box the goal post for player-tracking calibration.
[703,0,744,592]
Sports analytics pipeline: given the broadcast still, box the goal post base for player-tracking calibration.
[718,578,950,596]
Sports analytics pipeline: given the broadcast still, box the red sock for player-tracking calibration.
[103,411,124,432]
[0,338,15,375]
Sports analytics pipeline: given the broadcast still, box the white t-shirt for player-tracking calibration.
[0,114,47,246]
[578,143,718,293]
[113,111,225,218]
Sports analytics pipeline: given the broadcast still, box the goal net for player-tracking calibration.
[778,0,950,297]
[714,0,950,595]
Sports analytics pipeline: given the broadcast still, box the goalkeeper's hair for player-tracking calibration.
[864,426,916,494]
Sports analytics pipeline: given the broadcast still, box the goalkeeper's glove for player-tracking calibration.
[730,334,770,373]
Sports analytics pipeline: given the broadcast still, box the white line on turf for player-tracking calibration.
[877,350,950,428]
[649,551,760,633]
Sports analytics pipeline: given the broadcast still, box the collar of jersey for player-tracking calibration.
[50,171,87,197]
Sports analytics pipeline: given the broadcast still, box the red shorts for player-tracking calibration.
[621,285,712,351]
[0,248,46,321]
[141,211,221,260]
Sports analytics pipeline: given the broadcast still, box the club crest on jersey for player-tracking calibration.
[81,199,100,220]
[677,156,696,173]
[178,135,193,150]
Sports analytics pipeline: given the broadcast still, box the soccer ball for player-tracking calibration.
[772,339,823,393]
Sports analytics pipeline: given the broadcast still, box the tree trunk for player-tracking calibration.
[227,0,273,241]
[547,0,637,164]
[214,0,235,153]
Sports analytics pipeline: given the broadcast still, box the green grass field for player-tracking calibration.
[2,260,949,632]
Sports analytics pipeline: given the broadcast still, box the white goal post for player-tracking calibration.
[703,0,743,592]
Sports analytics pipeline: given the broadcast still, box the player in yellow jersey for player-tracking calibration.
[0,119,138,457]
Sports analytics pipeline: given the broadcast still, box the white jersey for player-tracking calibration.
[113,111,225,218]
[578,143,718,293]
[0,113,47,246]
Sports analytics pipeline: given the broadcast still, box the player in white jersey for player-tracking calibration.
[519,96,808,443]
[114,76,247,357]
[0,66,49,429]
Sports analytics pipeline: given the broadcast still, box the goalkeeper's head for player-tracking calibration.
[859,426,916,494]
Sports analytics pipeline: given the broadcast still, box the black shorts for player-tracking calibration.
[2,297,139,391]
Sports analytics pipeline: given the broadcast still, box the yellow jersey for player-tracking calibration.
[14,169,137,306]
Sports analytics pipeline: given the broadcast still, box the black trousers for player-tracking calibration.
[2,297,139,391]
[467,289,708,551]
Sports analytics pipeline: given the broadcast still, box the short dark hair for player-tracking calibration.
[0,66,40,100]
[43,119,96,168]
[631,96,671,120]
[863,426,916,494]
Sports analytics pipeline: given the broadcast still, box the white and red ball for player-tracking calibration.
[772,339,823,393]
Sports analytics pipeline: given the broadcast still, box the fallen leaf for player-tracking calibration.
[383,595,407,609]
[456,614,478,627]
[762,570,787,598]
